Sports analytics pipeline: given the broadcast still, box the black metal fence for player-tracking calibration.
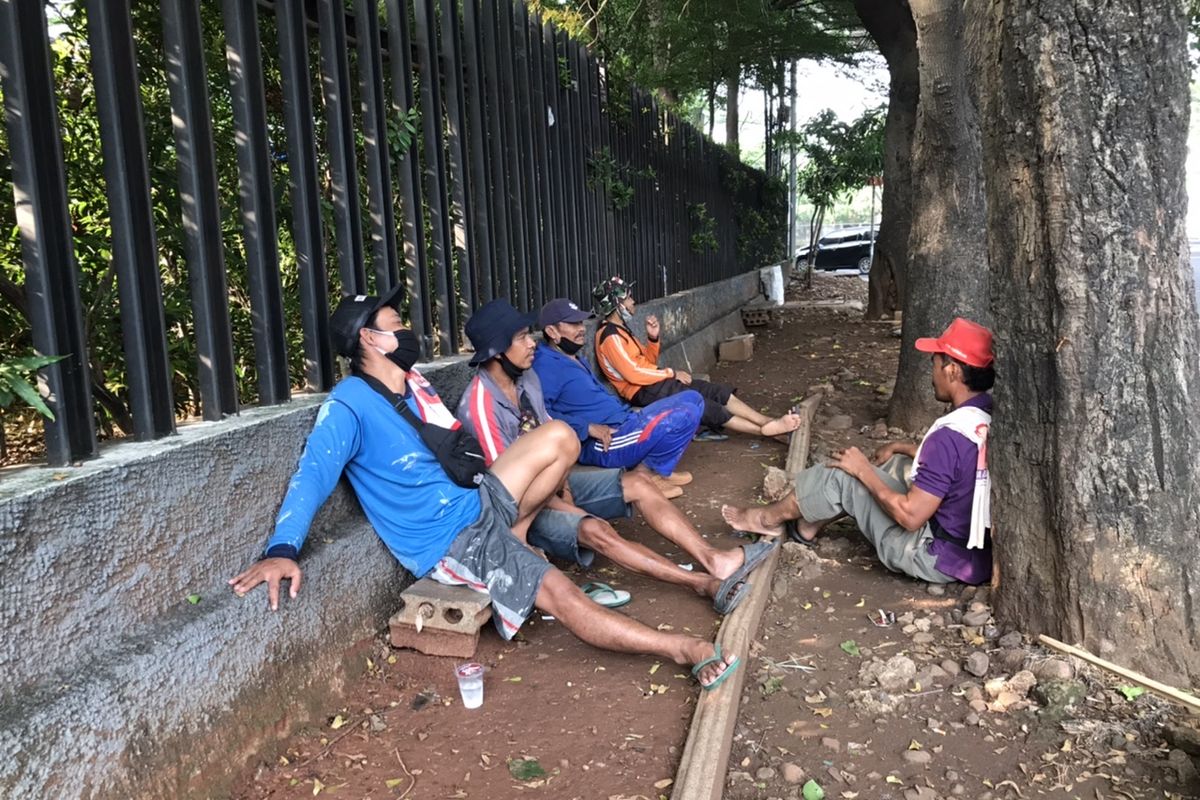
[0,0,781,467]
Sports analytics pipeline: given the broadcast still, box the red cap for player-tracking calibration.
[914,318,994,368]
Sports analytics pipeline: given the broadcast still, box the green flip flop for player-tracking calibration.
[691,643,741,691]
[581,581,631,609]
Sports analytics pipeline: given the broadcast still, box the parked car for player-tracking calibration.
[795,226,878,274]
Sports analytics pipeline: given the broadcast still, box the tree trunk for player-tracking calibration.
[981,0,1200,684]
[887,0,988,430]
[854,0,918,321]
[725,68,740,154]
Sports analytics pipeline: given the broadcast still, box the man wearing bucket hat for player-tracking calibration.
[457,299,774,616]
[591,276,802,441]
[532,297,705,497]
[229,287,741,690]
[721,317,995,585]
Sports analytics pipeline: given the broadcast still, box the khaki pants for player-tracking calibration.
[793,455,953,584]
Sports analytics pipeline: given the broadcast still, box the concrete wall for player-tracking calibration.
[0,270,763,799]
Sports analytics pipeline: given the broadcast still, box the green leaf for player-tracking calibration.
[839,640,861,657]
[186,594,201,605]
[1118,685,1146,701]
[802,779,825,800]
[760,676,784,696]
[8,377,55,420]
[507,757,546,781]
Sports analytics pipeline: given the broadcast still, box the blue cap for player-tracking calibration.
[465,299,536,366]
[537,298,596,328]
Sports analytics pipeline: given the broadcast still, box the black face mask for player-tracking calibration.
[556,338,583,356]
[497,352,525,380]
[374,328,421,372]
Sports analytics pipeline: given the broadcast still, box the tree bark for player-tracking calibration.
[725,67,740,154]
[854,0,918,321]
[887,0,988,430]
[981,0,1200,684]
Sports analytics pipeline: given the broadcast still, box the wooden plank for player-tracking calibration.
[1038,635,1200,715]
[671,394,821,800]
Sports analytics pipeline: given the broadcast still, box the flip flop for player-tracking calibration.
[694,430,729,442]
[581,581,631,609]
[692,643,741,691]
[712,540,774,614]
[712,573,749,615]
[785,519,816,547]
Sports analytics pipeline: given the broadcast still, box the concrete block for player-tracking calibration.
[719,334,755,362]
[389,579,492,658]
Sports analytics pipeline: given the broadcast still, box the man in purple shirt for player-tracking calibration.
[720,318,995,585]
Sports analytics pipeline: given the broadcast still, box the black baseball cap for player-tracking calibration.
[537,297,596,328]
[329,283,405,357]
[464,299,536,366]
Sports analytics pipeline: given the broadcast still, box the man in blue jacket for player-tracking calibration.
[228,288,740,690]
[532,298,702,497]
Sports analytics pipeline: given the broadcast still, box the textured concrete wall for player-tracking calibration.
[0,270,764,799]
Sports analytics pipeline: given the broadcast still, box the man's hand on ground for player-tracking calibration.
[645,314,660,339]
[829,446,872,481]
[587,423,614,451]
[229,557,303,611]
[674,370,692,385]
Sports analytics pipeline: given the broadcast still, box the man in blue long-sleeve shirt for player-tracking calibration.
[228,288,740,690]
[532,298,703,498]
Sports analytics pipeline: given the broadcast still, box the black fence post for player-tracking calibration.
[276,0,333,393]
[461,0,494,304]
[414,0,458,353]
[221,0,290,406]
[439,0,477,315]
[317,0,365,296]
[0,0,97,464]
[162,0,241,417]
[87,0,176,437]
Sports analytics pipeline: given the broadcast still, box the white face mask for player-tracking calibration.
[617,304,633,323]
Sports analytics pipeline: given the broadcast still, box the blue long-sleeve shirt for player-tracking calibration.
[531,342,630,440]
[264,373,481,577]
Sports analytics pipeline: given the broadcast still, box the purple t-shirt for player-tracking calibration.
[911,393,992,584]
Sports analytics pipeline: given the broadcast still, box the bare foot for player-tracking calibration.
[720,504,785,538]
[687,641,740,687]
[761,413,802,438]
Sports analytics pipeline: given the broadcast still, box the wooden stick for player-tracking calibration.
[1037,634,1200,714]
[671,396,821,800]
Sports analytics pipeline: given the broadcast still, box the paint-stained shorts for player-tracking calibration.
[428,471,552,639]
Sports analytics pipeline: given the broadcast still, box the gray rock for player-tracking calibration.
[997,631,1023,648]
[962,609,991,627]
[1165,724,1200,757]
[781,762,806,784]
[964,651,990,677]
[995,648,1027,674]
[859,654,917,692]
[940,659,960,677]
[821,737,841,752]
[1167,749,1200,784]
[964,712,981,726]
[1032,658,1075,682]
[757,766,778,781]
[826,414,854,431]
[927,584,946,596]
[901,749,932,765]
[913,632,936,645]
[1031,679,1087,717]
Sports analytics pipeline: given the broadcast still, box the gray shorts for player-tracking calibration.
[428,471,553,640]
[528,467,631,567]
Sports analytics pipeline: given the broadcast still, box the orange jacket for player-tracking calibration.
[594,322,674,401]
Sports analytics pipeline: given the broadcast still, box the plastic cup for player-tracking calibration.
[455,662,484,709]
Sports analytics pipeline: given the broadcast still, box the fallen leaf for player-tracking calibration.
[812,707,833,717]
[508,757,546,781]
[854,598,865,607]
[654,778,673,789]
[908,739,922,750]
[385,778,405,788]
[312,778,325,796]
[802,779,825,800]
[649,663,661,675]
[839,640,861,657]
[885,775,903,784]
[1118,685,1146,701]
[802,602,814,610]
[330,715,346,730]
[186,594,201,605]
[503,676,522,683]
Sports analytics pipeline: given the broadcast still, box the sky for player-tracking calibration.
[715,56,1200,239]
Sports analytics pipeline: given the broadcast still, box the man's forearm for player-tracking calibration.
[854,467,923,531]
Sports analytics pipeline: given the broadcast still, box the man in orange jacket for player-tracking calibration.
[592,276,801,441]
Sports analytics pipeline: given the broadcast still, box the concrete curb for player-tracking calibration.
[670,394,821,800]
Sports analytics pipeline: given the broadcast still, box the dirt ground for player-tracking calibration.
[231,275,1199,800]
